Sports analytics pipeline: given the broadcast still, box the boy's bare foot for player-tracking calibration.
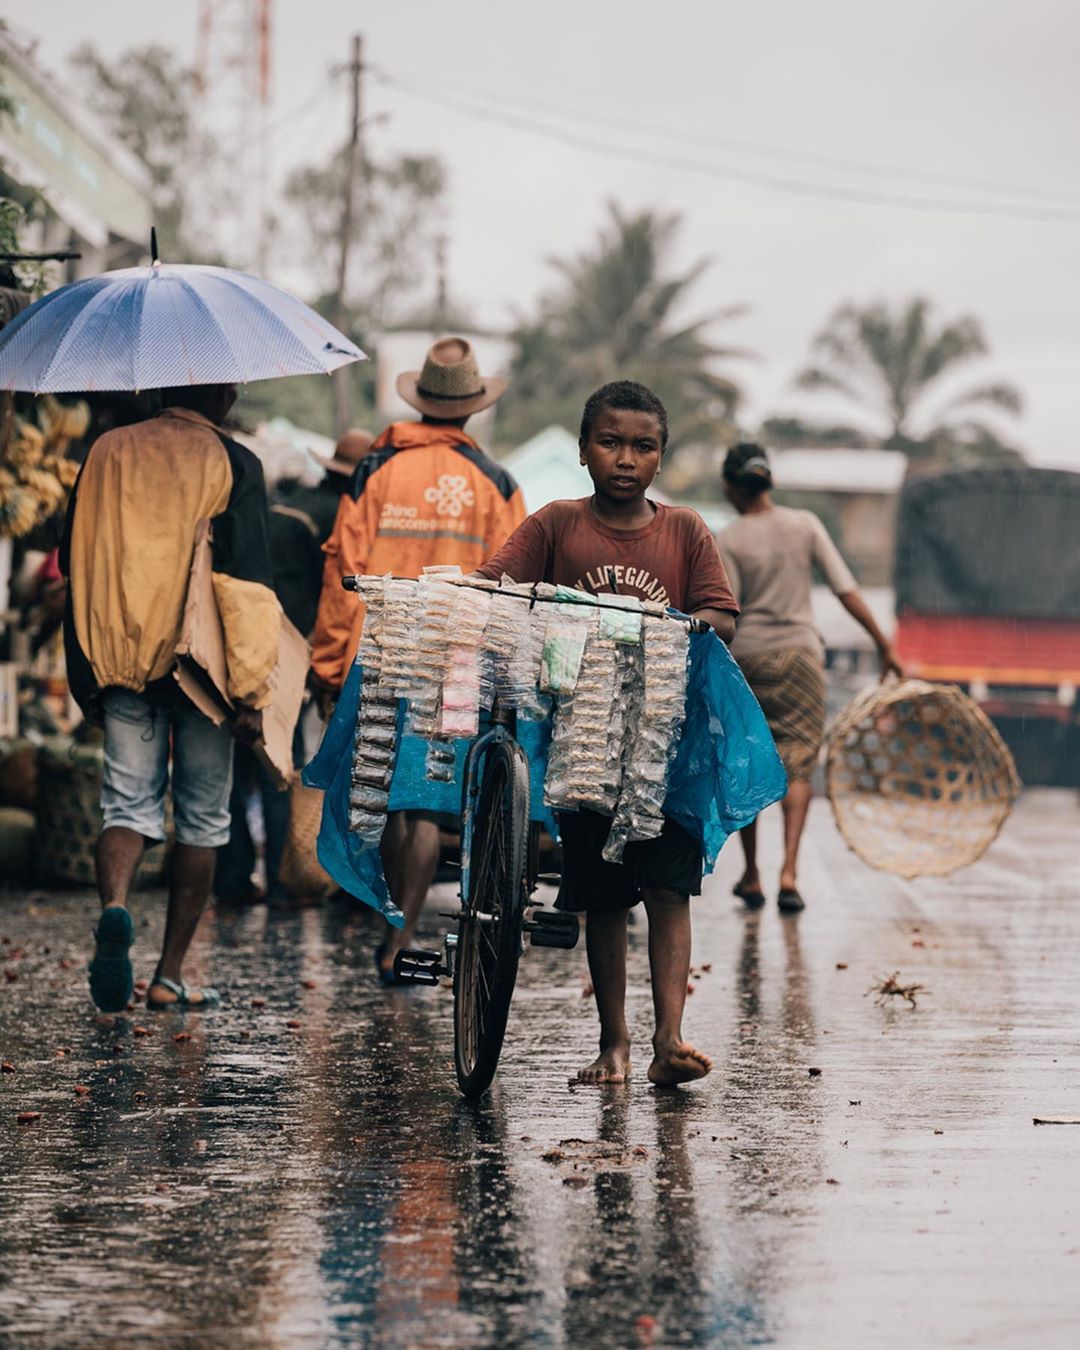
[576,1045,631,1084]
[647,1041,713,1087]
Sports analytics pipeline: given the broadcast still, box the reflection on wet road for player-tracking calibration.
[2,791,1080,1347]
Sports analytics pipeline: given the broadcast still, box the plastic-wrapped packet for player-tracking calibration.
[544,626,622,814]
[484,591,529,706]
[405,574,457,713]
[380,578,424,695]
[602,616,689,860]
[539,612,591,693]
[425,738,456,782]
[505,603,549,716]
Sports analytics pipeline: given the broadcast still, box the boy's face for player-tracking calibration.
[580,408,663,502]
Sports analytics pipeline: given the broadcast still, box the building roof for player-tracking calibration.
[0,30,152,248]
[772,448,907,495]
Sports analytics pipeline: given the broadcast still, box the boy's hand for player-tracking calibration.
[231,705,263,748]
[691,608,737,644]
[308,670,339,720]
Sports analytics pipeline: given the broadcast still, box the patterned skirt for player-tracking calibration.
[736,648,827,782]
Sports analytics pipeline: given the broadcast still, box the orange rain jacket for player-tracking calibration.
[311,420,526,689]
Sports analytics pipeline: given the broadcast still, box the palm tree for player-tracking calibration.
[497,204,749,450]
[793,297,1022,459]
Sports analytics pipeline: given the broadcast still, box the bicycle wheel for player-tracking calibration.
[454,739,530,1097]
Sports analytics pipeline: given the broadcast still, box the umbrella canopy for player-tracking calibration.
[0,262,365,393]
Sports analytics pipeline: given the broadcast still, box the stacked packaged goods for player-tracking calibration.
[346,574,692,856]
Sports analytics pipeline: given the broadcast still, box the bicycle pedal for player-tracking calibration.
[525,909,580,949]
[392,948,443,985]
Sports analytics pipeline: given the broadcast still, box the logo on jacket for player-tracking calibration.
[424,474,476,517]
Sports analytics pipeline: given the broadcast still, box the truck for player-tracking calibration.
[894,464,1080,786]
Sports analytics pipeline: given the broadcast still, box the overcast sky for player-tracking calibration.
[6,0,1079,464]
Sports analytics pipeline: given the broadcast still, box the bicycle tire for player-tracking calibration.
[454,739,529,1098]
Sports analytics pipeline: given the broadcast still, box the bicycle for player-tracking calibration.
[343,574,706,1099]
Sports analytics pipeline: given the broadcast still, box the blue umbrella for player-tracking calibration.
[0,261,365,393]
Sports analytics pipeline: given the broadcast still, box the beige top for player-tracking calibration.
[718,505,856,658]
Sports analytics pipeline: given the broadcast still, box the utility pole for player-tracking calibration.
[434,233,448,334]
[333,33,363,437]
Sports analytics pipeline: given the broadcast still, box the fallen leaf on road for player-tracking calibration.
[133,1026,151,1037]
[173,1032,192,1044]
[251,998,266,1008]
[73,1085,90,1097]
[825,1177,840,1185]
[808,1067,822,1077]
[16,1111,41,1124]
[1,1061,15,1074]
[302,979,318,990]
[867,972,926,1008]
[94,1015,117,1030]
[156,1182,171,1193]
[285,1019,301,1029]
[836,962,848,970]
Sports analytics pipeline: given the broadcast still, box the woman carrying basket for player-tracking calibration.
[718,443,902,912]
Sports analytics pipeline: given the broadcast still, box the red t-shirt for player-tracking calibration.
[476,498,739,615]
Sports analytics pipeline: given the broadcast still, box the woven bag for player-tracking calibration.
[278,782,336,900]
[824,678,1020,879]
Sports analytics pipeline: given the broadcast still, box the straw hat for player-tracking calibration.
[314,427,375,477]
[396,337,507,419]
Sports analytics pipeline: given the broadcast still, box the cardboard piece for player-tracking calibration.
[174,519,310,790]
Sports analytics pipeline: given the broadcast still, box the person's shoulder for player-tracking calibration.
[450,442,520,501]
[660,503,714,537]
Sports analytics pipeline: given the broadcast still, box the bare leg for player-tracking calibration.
[779,779,813,892]
[379,814,441,974]
[643,888,712,1086]
[95,825,145,910]
[147,843,217,1006]
[736,816,761,892]
[577,908,632,1083]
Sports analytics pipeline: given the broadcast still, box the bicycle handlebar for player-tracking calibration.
[341,574,712,633]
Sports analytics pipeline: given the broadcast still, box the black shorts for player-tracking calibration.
[555,809,703,913]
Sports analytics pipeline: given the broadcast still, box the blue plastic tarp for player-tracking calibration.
[303,630,787,923]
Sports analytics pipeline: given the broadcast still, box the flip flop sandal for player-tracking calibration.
[733,881,766,911]
[88,907,135,1013]
[145,975,222,1010]
[777,888,806,913]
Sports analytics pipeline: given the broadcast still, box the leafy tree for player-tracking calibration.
[791,297,1022,461]
[69,43,223,262]
[496,204,749,451]
[279,151,446,334]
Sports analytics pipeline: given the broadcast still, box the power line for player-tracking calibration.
[375,71,1080,224]
[377,65,1080,208]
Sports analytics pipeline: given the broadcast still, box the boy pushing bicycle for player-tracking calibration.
[476,381,739,1086]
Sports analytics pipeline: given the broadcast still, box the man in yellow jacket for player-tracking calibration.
[311,338,525,982]
[61,384,280,1013]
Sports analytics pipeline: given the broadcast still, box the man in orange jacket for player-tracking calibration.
[311,337,525,982]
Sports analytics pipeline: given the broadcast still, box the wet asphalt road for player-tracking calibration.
[2,789,1080,1349]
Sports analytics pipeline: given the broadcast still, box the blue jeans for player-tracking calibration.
[101,686,234,849]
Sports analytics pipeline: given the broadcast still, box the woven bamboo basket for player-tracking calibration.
[824,679,1021,879]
